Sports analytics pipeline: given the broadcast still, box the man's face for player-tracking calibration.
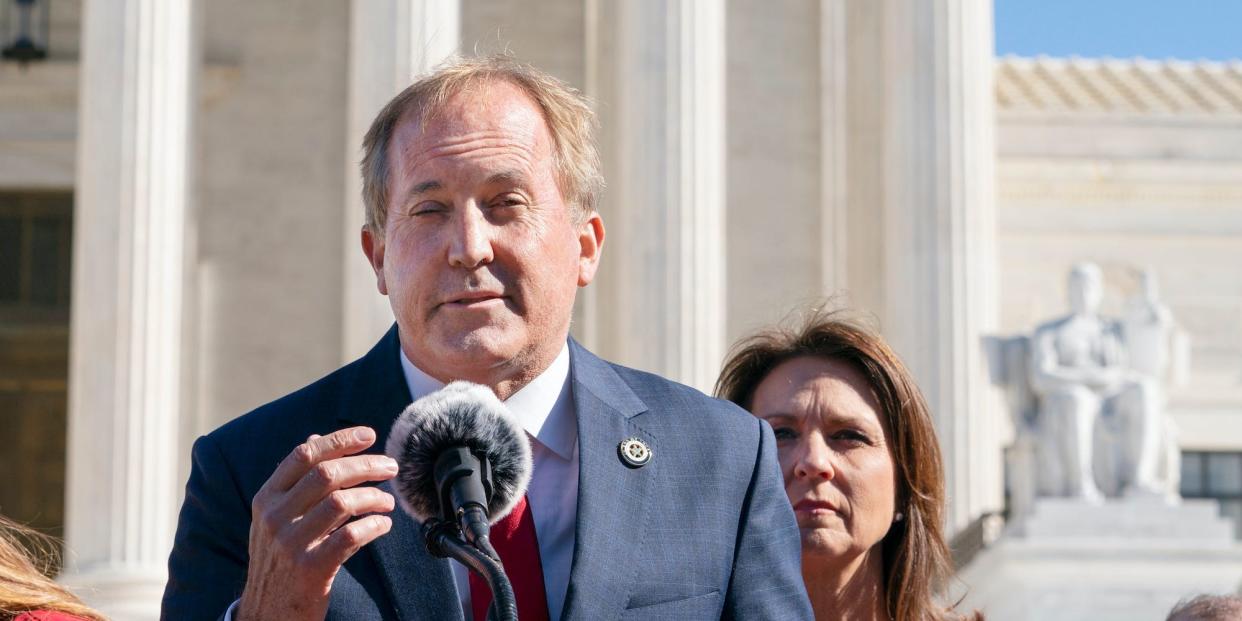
[362,81,604,388]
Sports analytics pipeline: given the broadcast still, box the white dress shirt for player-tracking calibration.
[224,344,579,621]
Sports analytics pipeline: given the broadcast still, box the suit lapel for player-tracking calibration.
[560,340,653,620]
[338,325,461,621]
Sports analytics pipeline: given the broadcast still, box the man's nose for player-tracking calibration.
[793,433,835,481]
[447,204,494,269]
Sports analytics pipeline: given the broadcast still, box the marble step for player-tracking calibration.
[1017,498,1235,541]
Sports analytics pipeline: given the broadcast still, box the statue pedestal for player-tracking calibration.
[957,498,1242,621]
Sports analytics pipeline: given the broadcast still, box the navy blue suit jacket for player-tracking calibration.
[161,327,812,620]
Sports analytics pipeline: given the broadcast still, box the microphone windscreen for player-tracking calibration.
[385,381,532,524]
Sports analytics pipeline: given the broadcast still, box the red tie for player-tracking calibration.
[469,494,550,621]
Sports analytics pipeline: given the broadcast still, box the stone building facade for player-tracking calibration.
[0,1,1239,618]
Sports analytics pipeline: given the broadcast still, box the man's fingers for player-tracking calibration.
[260,427,377,496]
[314,514,393,569]
[294,487,396,547]
[277,454,398,520]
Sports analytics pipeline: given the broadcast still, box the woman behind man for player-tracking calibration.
[717,309,978,621]
[1,516,104,621]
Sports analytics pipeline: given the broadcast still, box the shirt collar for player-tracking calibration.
[399,343,577,460]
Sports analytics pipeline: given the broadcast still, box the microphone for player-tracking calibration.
[384,380,532,552]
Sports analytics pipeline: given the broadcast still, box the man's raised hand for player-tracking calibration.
[236,426,398,621]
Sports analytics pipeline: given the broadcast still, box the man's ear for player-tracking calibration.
[577,212,605,287]
[360,226,388,295]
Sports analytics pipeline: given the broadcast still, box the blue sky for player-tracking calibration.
[995,0,1242,61]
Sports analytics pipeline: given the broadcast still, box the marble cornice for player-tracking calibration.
[997,56,1242,118]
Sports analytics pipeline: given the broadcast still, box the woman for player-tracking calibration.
[1,516,105,621]
[717,310,977,621]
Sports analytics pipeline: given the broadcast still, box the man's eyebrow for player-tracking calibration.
[485,170,530,187]
[407,180,442,197]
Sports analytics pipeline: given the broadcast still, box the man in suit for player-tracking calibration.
[161,55,811,621]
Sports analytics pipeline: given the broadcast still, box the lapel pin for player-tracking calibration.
[618,437,652,468]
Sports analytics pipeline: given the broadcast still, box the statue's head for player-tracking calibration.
[1068,262,1103,315]
[1138,269,1160,303]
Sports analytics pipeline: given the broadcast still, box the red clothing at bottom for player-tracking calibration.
[14,611,93,621]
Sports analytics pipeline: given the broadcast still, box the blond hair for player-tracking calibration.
[359,54,603,233]
[0,516,106,620]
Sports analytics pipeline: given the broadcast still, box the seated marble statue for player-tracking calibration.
[1028,263,1170,502]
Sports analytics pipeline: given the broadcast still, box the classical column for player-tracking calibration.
[879,0,1001,534]
[342,0,460,361]
[62,0,197,618]
[591,0,726,392]
[820,0,849,295]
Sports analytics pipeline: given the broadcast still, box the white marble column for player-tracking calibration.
[820,0,850,295]
[879,0,1001,534]
[342,0,460,361]
[590,0,726,392]
[62,0,197,618]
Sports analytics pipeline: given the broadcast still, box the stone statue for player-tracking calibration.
[991,263,1183,512]
[1118,269,1186,497]
[1123,270,1188,384]
[965,269,1231,621]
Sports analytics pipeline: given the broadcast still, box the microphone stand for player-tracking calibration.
[423,519,519,621]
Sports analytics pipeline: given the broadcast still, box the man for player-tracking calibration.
[161,56,811,620]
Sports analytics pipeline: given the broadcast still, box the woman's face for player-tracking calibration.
[750,356,897,564]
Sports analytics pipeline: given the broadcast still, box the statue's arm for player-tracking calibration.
[1029,329,1068,391]
[1029,328,1110,391]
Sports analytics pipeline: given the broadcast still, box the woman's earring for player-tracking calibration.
[893,511,905,523]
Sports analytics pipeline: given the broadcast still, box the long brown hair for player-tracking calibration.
[0,516,106,620]
[716,308,974,621]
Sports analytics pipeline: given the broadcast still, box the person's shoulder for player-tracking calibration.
[588,358,769,480]
[191,356,379,495]
[210,327,405,446]
[600,358,759,433]
[206,354,365,449]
